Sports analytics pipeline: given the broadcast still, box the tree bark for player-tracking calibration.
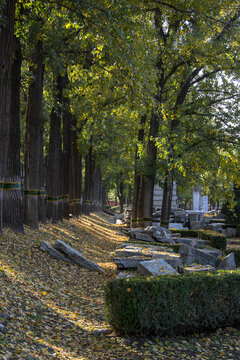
[160,172,173,227]
[38,122,46,223]
[69,117,82,217]
[131,115,146,227]
[92,166,102,212]
[118,177,124,214]
[3,36,24,233]
[46,76,63,223]
[142,110,159,227]
[83,147,93,215]
[24,40,44,229]
[0,0,16,233]
[62,74,71,219]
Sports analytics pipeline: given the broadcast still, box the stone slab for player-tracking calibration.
[184,264,216,273]
[217,253,236,270]
[114,257,150,269]
[179,244,219,267]
[116,271,138,279]
[138,259,179,276]
[54,240,103,272]
[169,223,184,230]
[40,241,74,264]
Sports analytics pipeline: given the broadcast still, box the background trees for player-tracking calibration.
[0,0,240,232]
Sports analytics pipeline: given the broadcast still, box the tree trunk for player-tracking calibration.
[142,110,159,227]
[38,124,46,223]
[0,0,16,233]
[83,147,93,215]
[62,74,71,219]
[69,117,82,217]
[24,40,44,229]
[3,36,24,233]
[137,177,146,228]
[92,165,102,212]
[46,76,63,223]
[131,115,146,227]
[118,178,124,214]
[160,172,173,228]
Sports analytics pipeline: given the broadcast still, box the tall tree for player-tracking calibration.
[0,0,16,233]
[46,76,63,223]
[3,36,24,233]
[24,40,44,229]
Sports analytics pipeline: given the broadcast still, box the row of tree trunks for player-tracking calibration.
[0,15,99,231]
[132,8,174,229]
[83,147,103,215]
[0,0,16,233]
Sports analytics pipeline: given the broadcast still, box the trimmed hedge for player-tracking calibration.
[170,229,227,251]
[209,219,225,224]
[198,230,227,251]
[222,224,236,229]
[225,249,240,267]
[105,271,240,336]
[170,229,198,237]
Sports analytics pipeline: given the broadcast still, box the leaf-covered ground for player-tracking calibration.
[0,212,239,359]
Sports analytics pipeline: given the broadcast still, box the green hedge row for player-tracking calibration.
[209,219,225,224]
[222,224,236,229]
[225,249,240,267]
[105,271,240,336]
[198,230,227,251]
[170,229,227,250]
[170,229,198,237]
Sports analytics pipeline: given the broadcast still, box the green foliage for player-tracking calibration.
[170,229,199,238]
[209,219,225,224]
[198,230,227,251]
[105,271,240,336]
[170,229,226,250]
[221,187,240,226]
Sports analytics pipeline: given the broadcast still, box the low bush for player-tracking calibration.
[222,224,236,229]
[105,271,240,336]
[170,229,198,237]
[225,249,240,267]
[198,230,227,251]
[209,219,225,224]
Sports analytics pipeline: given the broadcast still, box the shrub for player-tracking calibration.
[198,230,227,251]
[105,271,240,336]
[225,249,240,267]
[170,229,198,237]
[209,219,225,224]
